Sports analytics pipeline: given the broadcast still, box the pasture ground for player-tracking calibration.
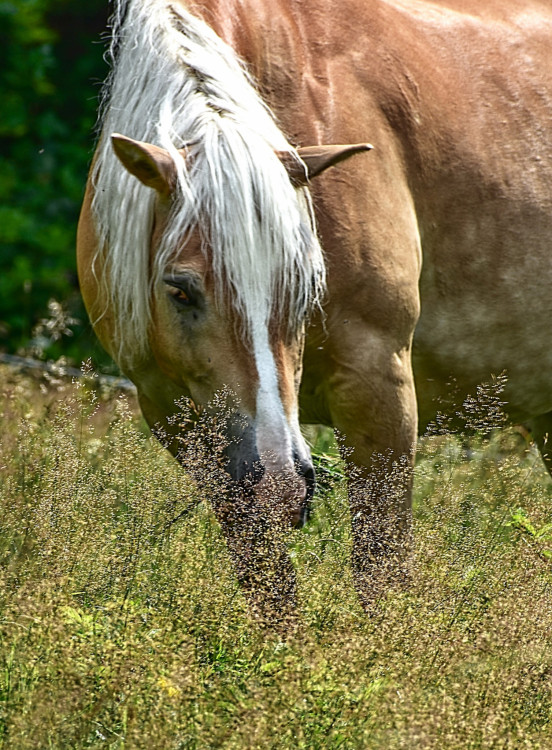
[1,365,552,748]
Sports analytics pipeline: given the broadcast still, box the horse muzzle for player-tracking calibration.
[223,420,316,528]
[249,457,315,529]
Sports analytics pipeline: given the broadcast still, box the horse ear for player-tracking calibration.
[278,143,373,186]
[111,133,178,195]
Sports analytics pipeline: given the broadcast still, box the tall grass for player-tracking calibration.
[1,366,552,748]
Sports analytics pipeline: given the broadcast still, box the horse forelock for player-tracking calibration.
[91,0,325,367]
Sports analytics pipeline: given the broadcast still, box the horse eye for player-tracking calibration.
[167,286,192,306]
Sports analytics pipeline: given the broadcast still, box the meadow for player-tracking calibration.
[1,365,552,749]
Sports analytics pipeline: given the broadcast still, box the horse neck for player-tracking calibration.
[183,0,307,119]
[183,0,393,144]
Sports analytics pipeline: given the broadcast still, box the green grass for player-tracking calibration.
[1,366,552,748]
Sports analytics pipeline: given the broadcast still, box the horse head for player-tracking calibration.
[107,134,371,527]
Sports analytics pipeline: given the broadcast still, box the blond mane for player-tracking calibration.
[91,0,325,366]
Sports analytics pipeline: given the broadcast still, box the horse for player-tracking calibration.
[77,0,552,618]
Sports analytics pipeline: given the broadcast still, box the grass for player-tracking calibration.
[1,365,552,748]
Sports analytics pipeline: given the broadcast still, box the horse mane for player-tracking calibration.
[91,0,325,367]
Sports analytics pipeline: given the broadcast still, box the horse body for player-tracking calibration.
[201,0,552,449]
[236,0,552,423]
[78,0,552,613]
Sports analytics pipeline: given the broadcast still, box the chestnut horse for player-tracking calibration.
[78,0,552,616]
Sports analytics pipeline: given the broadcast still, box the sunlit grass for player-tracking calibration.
[1,366,552,748]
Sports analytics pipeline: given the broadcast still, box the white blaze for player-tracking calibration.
[252,326,294,472]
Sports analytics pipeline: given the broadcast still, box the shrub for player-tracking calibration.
[0,1,109,364]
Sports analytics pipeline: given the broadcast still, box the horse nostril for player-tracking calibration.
[294,455,315,488]
[302,464,316,500]
[294,457,316,527]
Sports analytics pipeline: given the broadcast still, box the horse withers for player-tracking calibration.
[78,0,552,617]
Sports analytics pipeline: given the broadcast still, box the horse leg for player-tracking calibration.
[328,339,418,609]
[139,390,297,627]
[527,412,552,477]
[343,451,414,608]
[212,489,298,627]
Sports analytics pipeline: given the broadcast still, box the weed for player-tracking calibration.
[1,366,552,748]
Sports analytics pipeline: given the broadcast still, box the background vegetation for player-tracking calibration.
[0,0,110,364]
[2,367,552,748]
[4,6,552,748]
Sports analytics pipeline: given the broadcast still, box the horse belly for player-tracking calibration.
[414,225,552,427]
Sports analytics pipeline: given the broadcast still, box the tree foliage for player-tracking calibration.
[0,0,110,365]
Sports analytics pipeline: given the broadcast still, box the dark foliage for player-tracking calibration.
[0,0,112,366]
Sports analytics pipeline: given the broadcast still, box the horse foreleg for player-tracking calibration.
[344,454,414,608]
[211,488,298,628]
[139,391,298,628]
[329,350,418,609]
